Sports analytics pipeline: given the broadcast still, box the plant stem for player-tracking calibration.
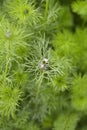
[44,0,49,21]
[3,41,10,86]
[43,0,49,32]
[35,71,44,110]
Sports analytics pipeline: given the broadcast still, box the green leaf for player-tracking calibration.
[0,86,22,118]
[71,75,87,111]
[54,111,80,130]
[72,0,87,21]
[4,0,41,25]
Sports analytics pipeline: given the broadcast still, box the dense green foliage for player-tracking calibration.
[0,0,87,129]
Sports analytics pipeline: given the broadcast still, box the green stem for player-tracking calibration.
[3,42,10,86]
[35,71,44,109]
[44,0,49,32]
[44,0,49,21]
[3,57,9,86]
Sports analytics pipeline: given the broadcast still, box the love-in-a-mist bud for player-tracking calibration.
[5,29,12,38]
[39,58,49,70]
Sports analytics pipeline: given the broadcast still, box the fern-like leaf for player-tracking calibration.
[72,0,87,21]
[54,111,80,130]
[0,86,22,118]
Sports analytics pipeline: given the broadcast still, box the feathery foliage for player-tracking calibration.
[72,0,87,21]
[4,0,41,25]
[54,111,80,130]
[71,75,87,111]
[0,86,22,118]
[0,0,87,129]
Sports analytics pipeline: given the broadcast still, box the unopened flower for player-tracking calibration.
[39,58,49,70]
[5,29,12,38]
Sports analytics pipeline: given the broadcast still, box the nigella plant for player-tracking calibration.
[0,86,22,118]
[24,34,72,122]
[25,35,71,88]
[0,17,30,61]
[4,0,41,25]
[1,0,87,130]
[0,17,29,84]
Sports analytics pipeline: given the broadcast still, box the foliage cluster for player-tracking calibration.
[0,0,87,130]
